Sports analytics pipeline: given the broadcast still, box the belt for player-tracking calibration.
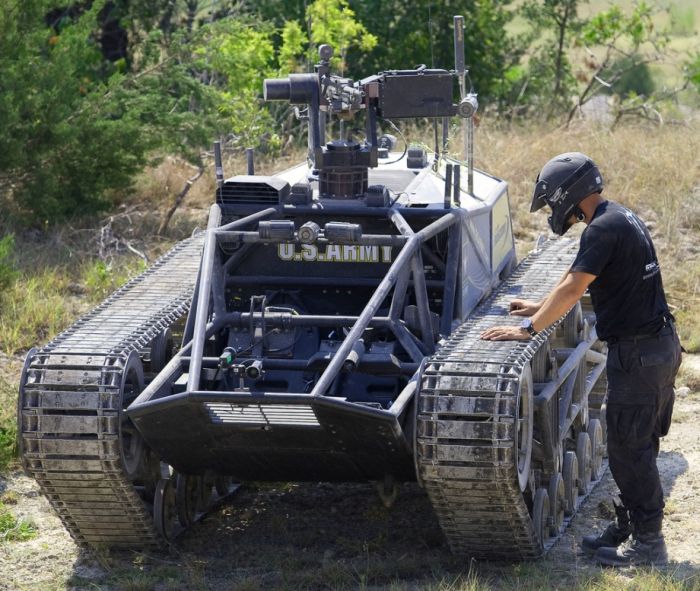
[607,319,675,345]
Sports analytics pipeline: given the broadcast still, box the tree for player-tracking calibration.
[0,1,281,223]
[518,0,585,115]
[567,3,667,125]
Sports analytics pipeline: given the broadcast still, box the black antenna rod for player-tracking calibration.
[214,141,224,189]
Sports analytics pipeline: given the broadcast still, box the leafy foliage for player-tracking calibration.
[306,0,377,74]
[0,501,37,542]
[0,0,697,227]
[567,3,671,124]
[517,0,584,114]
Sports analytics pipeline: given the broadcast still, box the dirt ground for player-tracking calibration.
[1,356,699,591]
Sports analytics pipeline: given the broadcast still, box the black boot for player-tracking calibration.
[581,500,631,556]
[595,530,668,567]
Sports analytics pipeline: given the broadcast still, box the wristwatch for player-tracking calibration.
[520,318,538,337]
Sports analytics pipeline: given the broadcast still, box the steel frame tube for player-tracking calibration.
[216,312,395,329]
[225,276,445,289]
[309,236,420,397]
[215,231,407,247]
[536,328,601,404]
[187,230,217,392]
[439,224,461,336]
[192,356,419,375]
[218,207,279,232]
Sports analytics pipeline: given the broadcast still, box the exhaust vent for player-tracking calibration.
[204,403,320,428]
[217,175,290,206]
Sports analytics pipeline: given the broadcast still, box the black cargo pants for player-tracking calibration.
[605,323,682,535]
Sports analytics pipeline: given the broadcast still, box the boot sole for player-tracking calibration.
[581,541,622,557]
[595,554,668,567]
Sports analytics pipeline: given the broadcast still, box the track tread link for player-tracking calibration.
[19,236,204,547]
[418,238,599,560]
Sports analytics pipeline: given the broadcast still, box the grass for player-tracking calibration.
[0,250,146,356]
[0,500,37,542]
[138,560,700,591]
[0,376,18,471]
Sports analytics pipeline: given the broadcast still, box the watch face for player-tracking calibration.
[520,318,536,335]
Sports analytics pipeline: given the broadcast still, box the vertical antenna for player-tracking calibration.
[453,164,461,207]
[246,148,255,175]
[453,15,476,196]
[428,1,435,69]
[214,141,224,189]
[444,163,453,209]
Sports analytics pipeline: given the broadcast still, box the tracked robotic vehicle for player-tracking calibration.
[19,17,608,559]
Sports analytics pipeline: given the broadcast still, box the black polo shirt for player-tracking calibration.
[570,201,670,340]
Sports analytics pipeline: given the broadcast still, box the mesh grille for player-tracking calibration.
[217,176,290,205]
[204,403,320,427]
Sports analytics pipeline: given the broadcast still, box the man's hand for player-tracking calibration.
[480,325,530,341]
[509,299,541,317]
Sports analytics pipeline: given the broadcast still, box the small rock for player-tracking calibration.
[677,386,691,398]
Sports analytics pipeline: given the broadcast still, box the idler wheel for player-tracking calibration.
[587,419,604,480]
[576,431,592,494]
[532,487,551,550]
[148,329,174,374]
[215,475,236,497]
[562,451,579,515]
[153,478,177,541]
[175,473,199,527]
[562,302,584,347]
[197,471,216,512]
[548,473,565,536]
[531,341,556,383]
[118,353,147,481]
[515,364,534,492]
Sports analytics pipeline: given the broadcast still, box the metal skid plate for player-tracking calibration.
[129,394,415,482]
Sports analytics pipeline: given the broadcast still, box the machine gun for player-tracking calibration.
[263,22,478,200]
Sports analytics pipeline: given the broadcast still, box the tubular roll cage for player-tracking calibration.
[166,204,460,412]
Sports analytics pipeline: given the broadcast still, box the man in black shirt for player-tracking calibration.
[481,152,681,567]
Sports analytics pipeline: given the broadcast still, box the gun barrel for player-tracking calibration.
[263,74,319,104]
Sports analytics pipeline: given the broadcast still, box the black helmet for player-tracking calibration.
[530,152,603,235]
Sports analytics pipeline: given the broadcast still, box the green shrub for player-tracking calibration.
[0,377,18,472]
[0,502,37,542]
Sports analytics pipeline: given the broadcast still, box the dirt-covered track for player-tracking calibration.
[17,236,204,547]
[418,238,607,560]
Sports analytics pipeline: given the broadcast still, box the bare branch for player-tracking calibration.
[158,165,206,235]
